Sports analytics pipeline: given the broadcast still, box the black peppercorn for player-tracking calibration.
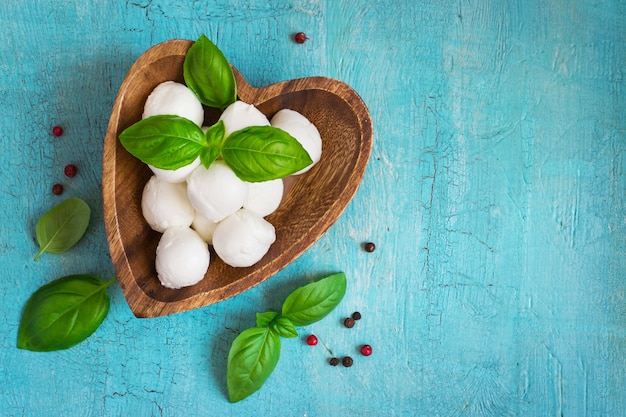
[329,357,339,366]
[342,356,353,367]
[352,311,362,320]
[364,242,376,252]
[344,317,355,328]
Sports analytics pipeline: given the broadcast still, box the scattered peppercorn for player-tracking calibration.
[343,317,355,328]
[360,344,373,356]
[52,126,63,137]
[64,164,77,178]
[364,242,376,252]
[306,334,318,346]
[294,32,307,44]
[329,357,339,366]
[342,356,353,367]
[52,184,63,195]
[352,311,362,320]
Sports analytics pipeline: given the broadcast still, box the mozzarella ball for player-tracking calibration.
[243,179,284,217]
[191,212,219,245]
[187,160,249,222]
[141,176,195,233]
[219,100,270,137]
[143,81,204,127]
[155,226,210,289]
[149,157,201,183]
[270,109,322,174]
[212,209,276,267]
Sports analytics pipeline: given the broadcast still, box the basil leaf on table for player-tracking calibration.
[222,126,313,182]
[119,115,206,170]
[17,274,116,352]
[226,273,347,402]
[256,311,278,328]
[184,34,236,109]
[34,197,90,261]
[227,327,281,403]
[282,272,347,326]
[268,315,298,339]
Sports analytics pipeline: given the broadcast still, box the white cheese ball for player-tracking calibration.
[212,209,276,267]
[270,109,322,174]
[143,81,204,127]
[149,157,201,183]
[155,226,210,289]
[243,179,284,217]
[191,212,219,245]
[219,100,270,138]
[187,160,249,222]
[141,175,195,233]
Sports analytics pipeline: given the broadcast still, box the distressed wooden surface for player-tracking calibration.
[0,1,624,416]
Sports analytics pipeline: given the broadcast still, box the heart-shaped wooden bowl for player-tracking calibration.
[102,39,373,318]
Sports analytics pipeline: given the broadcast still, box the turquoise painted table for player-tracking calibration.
[1,1,624,416]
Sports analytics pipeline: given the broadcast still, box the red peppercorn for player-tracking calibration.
[364,242,376,252]
[344,317,355,328]
[360,344,373,356]
[52,126,63,137]
[52,184,63,195]
[342,356,353,367]
[306,335,318,346]
[64,164,77,178]
[294,32,307,43]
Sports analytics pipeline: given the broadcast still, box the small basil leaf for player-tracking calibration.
[222,126,313,182]
[199,120,225,168]
[269,316,298,338]
[282,272,347,326]
[184,34,236,109]
[34,197,91,261]
[17,275,116,351]
[256,311,278,328]
[119,115,206,170]
[227,327,281,403]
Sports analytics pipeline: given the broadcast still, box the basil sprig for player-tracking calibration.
[119,117,312,182]
[227,272,347,402]
[120,35,313,182]
[183,34,236,109]
[17,274,116,351]
[34,197,91,261]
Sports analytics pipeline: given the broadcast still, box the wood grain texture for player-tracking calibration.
[103,39,372,317]
[0,0,624,416]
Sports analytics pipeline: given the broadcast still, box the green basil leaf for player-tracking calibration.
[227,327,281,403]
[17,275,116,351]
[34,197,90,261]
[119,115,206,170]
[269,315,298,339]
[184,34,236,109]
[222,126,313,182]
[282,272,347,326]
[256,311,278,328]
[199,120,225,168]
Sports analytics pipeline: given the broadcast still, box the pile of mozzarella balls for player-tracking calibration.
[139,81,322,289]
